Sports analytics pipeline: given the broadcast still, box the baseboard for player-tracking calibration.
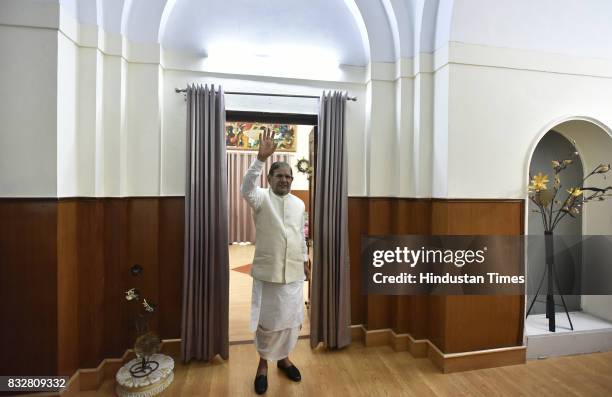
[54,326,526,396]
[427,342,526,373]
[350,325,526,373]
[350,325,428,356]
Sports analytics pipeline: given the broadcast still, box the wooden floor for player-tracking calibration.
[84,339,612,396]
[228,244,310,342]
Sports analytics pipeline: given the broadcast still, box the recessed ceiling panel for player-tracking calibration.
[160,0,368,66]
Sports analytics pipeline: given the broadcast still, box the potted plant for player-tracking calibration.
[125,288,162,377]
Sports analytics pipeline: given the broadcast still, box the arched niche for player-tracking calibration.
[525,118,612,340]
[527,130,584,316]
[553,119,612,324]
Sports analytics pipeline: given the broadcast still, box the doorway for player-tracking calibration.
[225,111,317,342]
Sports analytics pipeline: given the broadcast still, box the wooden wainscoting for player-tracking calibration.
[1,195,525,378]
[347,197,526,371]
[0,197,185,378]
[350,325,526,373]
[0,199,59,376]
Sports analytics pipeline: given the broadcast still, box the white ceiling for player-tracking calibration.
[56,0,612,68]
[159,0,369,66]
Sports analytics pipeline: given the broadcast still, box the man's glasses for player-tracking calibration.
[272,174,293,181]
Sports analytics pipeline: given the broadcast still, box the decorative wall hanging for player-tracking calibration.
[296,157,313,179]
[226,122,297,152]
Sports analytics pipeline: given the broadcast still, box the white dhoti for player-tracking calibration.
[250,278,304,361]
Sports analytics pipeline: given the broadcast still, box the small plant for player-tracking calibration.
[125,288,156,333]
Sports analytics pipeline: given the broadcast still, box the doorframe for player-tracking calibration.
[226,110,317,125]
[226,110,318,343]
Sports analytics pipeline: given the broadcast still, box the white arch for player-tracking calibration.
[158,0,397,65]
[525,115,612,199]
[122,0,167,43]
[97,0,125,35]
[347,0,397,63]
[133,0,407,66]
[380,0,400,60]
[379,0,416,59]
[76,0,98,25]
[342,0,371,63]
[416,0,454,54]
[157,0,177,44]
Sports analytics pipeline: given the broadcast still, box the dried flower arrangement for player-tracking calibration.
[528,146,611,232]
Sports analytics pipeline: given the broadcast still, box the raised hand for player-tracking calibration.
[257,128,276,161]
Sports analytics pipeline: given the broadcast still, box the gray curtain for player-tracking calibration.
[181,84,229,361]
[227,152,293,243]
[310,91,351,349]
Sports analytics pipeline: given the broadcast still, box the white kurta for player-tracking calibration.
[241,159,307,360]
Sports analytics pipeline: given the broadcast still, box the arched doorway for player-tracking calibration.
[525,118,612,358]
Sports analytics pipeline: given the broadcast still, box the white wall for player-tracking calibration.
[125,63,161,196]
[451,0,612,60]
[7,0,612,205]
[0,1,406,199]
[444,46,612,199]
[76,45,99,196]
[100,54,124,196]
[412,62,434,197]
[396,75,414,197]
[432,65,449,198]
[0,25,58,197]
[365,78,396,196]
[56,31,78,197]
[291,125,312,191]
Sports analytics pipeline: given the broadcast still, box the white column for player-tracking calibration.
[366,62,397,196]
[0,2,59,197]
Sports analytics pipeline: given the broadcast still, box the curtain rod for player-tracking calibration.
[174,88,357,102]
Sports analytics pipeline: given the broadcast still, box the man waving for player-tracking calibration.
[240,128,310,395]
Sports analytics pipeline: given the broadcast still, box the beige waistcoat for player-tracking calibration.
[241,159,307,283]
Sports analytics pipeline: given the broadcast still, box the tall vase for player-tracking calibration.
[544,230,555,332]
[131,312,161,377]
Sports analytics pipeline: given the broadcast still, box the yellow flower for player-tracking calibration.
[567,187,583,197]
[529,173,549,192]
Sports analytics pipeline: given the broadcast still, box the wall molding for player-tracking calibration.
[6,5,612,81]
[350,325,526,373]
[446,41,612,80]
[29,327,525,396]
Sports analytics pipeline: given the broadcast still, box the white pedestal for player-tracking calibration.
[116,354,174,397]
